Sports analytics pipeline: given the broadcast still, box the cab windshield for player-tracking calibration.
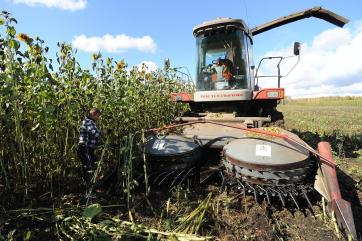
[196,30,249,91]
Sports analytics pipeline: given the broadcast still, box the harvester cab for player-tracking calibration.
[146,7,357,240]
[191,18,302,123]
[194,18,253,93]
[173,17,285,122]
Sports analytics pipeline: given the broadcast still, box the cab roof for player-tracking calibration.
[193,18,251,37]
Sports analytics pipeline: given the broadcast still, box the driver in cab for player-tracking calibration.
[212,58,235,89]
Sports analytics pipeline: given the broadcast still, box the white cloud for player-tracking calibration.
[136,61,158,73]
[72,34,157,54]
[312,28,351,51]
[258,23,362,98]
[13,0,86,11]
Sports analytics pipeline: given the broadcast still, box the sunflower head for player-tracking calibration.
[17,33,33,45]
[92,53,102,61]
[32,45,42,55]
[116,59,127,70]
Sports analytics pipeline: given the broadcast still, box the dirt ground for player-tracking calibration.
[1,158,361,241]
[135,166,361,241]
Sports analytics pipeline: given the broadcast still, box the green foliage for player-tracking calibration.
[0,11,191,200]
[83,203,103,221]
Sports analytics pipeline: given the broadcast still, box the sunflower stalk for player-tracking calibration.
[174,193,212,234]
[86,137,110,204]
[142,129,149,195]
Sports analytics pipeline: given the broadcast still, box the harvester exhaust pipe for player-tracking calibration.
[317,142,357,240]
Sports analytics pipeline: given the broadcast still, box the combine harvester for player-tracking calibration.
[144,7,357,240]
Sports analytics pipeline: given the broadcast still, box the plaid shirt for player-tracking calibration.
[78,117,101,148]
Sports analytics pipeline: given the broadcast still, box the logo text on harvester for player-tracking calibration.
[200,93,243,98]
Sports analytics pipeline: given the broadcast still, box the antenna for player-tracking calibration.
[242,0,250,27]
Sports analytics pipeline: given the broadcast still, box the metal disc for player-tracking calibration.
[145,135,200,157]
[223,137,310,171]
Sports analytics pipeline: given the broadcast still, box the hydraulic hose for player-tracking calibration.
[146,120,335,167]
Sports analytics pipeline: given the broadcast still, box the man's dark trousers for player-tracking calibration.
[77,145,96,189]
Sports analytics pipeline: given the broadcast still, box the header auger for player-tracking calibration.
[144,6,357,240]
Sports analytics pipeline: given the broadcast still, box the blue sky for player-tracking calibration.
[1,0,362,97]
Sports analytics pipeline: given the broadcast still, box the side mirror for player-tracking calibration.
[164,58,170,70]
[293,42,301,56]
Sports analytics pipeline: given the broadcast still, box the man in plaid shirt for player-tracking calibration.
[77,107,102,190]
